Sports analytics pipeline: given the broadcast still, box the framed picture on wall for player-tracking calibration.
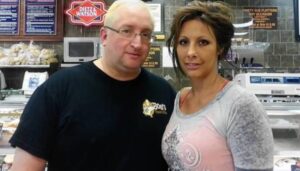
[294,0,300,41]
[146,3,164,33]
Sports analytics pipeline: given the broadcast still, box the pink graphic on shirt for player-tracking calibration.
[163,117,234,171]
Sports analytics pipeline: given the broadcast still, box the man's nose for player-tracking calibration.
[130,34,143,48]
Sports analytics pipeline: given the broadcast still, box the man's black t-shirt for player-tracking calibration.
[10,61,176,171]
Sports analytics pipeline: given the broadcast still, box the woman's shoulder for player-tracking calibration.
[177,87,191,104]
[224,82,255,99]
[178,87,191,97]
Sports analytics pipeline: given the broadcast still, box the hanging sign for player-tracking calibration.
[65,0,106,27]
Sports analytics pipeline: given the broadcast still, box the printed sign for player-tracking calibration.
[25,0,57,35]
[143,46,161,68]
[65,0,106,27]
[0,0,19,35]
[243,7,278,29]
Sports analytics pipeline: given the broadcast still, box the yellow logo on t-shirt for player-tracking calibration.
[143,99,167,118]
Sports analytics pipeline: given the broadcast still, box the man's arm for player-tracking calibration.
[10,147,46,171]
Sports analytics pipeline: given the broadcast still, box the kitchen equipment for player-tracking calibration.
[234,73,300,156]
[22,71,48,97]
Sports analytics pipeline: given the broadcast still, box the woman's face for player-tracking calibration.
[176,19,220,79]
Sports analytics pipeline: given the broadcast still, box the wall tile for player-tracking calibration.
[267,30,281,42]
[237,0,249,7]
[281,55,294,67]
[274,43,287,55]
[261,0,274,6]
[267,55,281,67]
[281,30,294,42]
[225,0,237,6]
[250,0,262,6]
[286,43,299,55]
[277,19,286,30]
[287,18,295,30]
[255,30,268,42]
[294,55,300,67]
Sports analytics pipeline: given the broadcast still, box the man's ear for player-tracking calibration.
[100,27,107,46]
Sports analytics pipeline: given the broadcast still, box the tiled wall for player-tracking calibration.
[0,0,298,90]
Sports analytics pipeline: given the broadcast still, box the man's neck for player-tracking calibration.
[93,58,141,81]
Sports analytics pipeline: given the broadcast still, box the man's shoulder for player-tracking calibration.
[142,68,168,82]
[52,62,91,78]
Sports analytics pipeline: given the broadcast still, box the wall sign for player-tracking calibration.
[25,0,57,35]
[65,0,106,27]
[0,0,63,41]
[0,0,19,35]
[146,3,163,33]
[143,45,161,68]
[243,7,278,30]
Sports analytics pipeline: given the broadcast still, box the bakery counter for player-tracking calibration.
[0,94,28,170]
[0,132,15,154]
[0,94,27,152]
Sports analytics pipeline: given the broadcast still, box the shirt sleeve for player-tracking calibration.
[9,82,59,160]
[226,93,274,170]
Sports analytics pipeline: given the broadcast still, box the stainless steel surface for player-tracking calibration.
[274,138,300,155]
[0,95,28,106]
[235,73,300,157]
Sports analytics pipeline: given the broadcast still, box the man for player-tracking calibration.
[9,0,176,170]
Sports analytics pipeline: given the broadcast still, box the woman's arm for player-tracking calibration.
[227,94,274,171]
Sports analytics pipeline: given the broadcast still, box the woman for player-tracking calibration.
[162,1,273,171]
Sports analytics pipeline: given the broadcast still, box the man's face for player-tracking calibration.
[101,6,153,74]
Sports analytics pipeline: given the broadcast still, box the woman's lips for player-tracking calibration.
[185,63,200,70]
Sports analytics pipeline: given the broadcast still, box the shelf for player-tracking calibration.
[274,138,300,155]
[0,65,50,68]
[232,42,270,51]
[60,63,80,67]
[267,110,300,116]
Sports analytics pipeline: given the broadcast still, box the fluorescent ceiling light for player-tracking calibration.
[233,19,253,28]
[234,32,249,36]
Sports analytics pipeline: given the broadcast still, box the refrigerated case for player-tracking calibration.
[234,73,300,171]
[0,92,27,170]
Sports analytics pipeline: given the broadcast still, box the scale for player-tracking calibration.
[22,71,48,97]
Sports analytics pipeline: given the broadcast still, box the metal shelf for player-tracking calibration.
[274,138,300,155]
[0,65,50,68]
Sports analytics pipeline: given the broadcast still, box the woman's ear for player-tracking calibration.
[218,48,224,56]
[217,48,224,60]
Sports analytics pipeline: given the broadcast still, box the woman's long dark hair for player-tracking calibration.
[166,1,235,81]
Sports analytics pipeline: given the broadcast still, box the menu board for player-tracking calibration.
[25,0,56,35]
[0,0,63,41]
[0,0,19,35]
